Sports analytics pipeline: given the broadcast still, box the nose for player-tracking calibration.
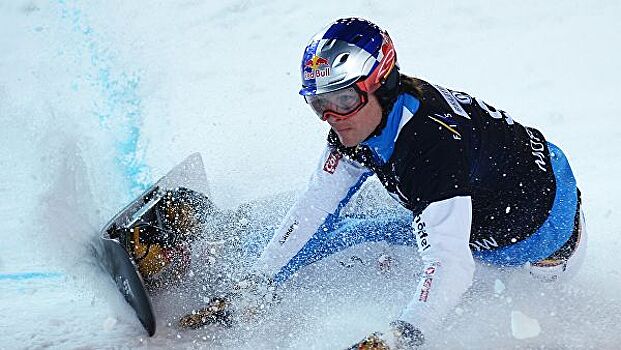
[323,112,349,123]
[324,114,341,123]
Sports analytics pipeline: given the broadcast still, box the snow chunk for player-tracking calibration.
[494,279,505,294]
[103,317,117,331]
[511,310,541,339]
[377,254,393,272]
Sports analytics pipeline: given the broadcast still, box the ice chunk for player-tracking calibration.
[103,317,117,331]
[377,254,393,272]
[510,310,541,339]
[494,279,505,294]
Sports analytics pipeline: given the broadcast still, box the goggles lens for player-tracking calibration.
[304,86,367,120]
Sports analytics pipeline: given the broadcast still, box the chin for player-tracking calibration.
[337,135,360,148]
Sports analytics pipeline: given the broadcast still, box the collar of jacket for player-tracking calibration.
[361,93,420,165]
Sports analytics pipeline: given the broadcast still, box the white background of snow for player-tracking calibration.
[1,0,620,349]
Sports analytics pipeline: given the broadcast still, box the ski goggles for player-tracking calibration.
[304,84,368,121]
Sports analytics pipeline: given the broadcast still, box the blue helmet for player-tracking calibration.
[299,18,398,96]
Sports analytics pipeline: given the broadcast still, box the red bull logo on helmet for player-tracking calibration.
[304,55,331,80]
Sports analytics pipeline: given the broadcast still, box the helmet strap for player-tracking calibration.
[375,65,400,100]
[365,67,401,138]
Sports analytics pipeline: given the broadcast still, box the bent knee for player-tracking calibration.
[526,210,587,282]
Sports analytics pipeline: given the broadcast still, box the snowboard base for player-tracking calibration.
[100,237,156,336]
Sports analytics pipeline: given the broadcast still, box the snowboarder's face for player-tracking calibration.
[324,92,382,147]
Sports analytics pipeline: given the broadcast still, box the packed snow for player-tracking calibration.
[1,1,620,349]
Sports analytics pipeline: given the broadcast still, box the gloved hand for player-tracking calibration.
[389,320,425,349]
[228,272,278,322]
[348,321,424,350]
[347,333,390,350]
[178,296,231,329]
[178,272,277,329]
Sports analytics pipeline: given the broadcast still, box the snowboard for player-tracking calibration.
[98,153,210,337]
[100,236,157,336]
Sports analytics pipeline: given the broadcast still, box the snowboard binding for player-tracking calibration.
[106,186,214,289]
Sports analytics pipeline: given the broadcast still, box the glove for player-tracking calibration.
[228,272,278,322]
[348,321,424,350]
[178,272,277,329]
[178,297,231,329]
[347,333,390,350]
[389,320,425,348]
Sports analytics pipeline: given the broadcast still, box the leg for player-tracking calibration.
[270,213,413,284]
[526,210,587,282]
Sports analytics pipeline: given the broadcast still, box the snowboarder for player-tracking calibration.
[180,17,587,349]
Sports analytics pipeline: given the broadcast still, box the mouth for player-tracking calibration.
[333,126,352,133]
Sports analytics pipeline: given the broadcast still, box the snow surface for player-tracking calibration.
[1,0,621,349]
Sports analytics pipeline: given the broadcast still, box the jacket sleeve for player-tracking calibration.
[397,195,475,336]
[253,146,372,278]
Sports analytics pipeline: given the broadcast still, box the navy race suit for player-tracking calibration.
[254,79,581,335]
[331,81,559,257]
